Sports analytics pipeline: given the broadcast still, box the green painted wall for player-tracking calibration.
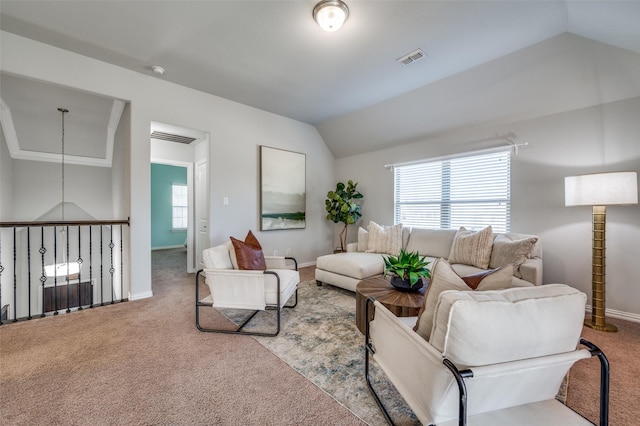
[151,164,187,249]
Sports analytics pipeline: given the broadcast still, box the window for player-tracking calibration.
[172,184,188,230]
[394,149,510,233]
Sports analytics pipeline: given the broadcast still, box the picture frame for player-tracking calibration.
[260,146,306,231]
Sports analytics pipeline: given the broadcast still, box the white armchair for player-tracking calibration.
[365,284,610,425]
[196,242,299,336]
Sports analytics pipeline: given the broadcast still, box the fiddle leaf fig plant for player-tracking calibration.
[383,249,431,287]
[325,180,364,252]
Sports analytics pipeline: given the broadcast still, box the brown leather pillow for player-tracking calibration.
[230,230,267,270]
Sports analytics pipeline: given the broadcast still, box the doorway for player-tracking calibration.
[150,122,209,273]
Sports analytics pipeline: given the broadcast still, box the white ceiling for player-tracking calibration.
[1,0,640,159]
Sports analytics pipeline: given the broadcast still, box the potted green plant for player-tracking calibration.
[383,249,431,291]
[325,180,364,252]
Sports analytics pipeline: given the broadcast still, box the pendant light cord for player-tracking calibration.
[58,108,68,222]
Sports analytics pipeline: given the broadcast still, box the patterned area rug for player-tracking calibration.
[218,280,570,425]
[218,280,419,425]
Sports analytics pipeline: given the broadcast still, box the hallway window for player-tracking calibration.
[393,149,511,233]
[172,184,188,230]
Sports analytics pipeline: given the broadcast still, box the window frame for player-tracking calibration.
[393,148,511,233]
[171,183,188,231]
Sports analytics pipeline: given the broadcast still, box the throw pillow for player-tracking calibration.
[357,227,369,252]
[366,221,403,255]
[413,260,515,340]
[489,234,538,278]
[413,258,471,341]
[462,264,514,290]
[230,230,267,271]
[448,226,493,269]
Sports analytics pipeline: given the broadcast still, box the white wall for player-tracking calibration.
[11,160,113,221]
[337,97,640,319]
[0,129,13,315]
[112,103,130,220]
[0,130,12,219]
[1,31,336,299]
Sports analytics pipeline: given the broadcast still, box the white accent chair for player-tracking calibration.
[196,242,299,336]
[365,284,609,425]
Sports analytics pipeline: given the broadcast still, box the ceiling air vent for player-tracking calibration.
[150,131,197,144]
[396,48,426,66]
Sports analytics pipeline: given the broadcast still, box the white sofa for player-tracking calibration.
[365,284,609,425]
[315,226,542,292]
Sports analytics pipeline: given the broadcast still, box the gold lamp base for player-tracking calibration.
[587,205,617,333]
[584,319,617,332]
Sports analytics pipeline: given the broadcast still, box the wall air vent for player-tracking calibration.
[150,131,197,144]
[396,48,426,66]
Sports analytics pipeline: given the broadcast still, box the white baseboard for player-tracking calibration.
[299,260,317,269]
[585,305,640,324]
[151,245,185,251]
[129,290,153,301]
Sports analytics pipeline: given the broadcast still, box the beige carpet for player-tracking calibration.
[0,249,366,425]
[2,248,639,425]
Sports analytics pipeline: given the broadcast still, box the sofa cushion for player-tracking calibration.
[448,226,493,269]
[316,252,384,280]
[366,221,403,255]
[428,284,587,366]
[490,234,538,278]
[203,242,234,269]
[405,228,457,259]
[230,230,267,270]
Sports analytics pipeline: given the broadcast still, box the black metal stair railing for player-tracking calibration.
[0,220,129,324]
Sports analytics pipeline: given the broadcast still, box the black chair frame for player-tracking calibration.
[195,257,298,337]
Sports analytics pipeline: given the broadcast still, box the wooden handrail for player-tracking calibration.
[0,219,130,228]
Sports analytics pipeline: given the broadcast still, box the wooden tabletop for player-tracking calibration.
[355,275,426,334]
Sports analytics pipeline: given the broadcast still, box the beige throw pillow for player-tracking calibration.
[357,227,369,252]
[467,264,514,291]
[366,221,403,255]
[489,234,538,278]
[414,259,471,341]
[414,259,514,341]
[448,226,493,269]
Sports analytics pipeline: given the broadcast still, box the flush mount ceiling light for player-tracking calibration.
[151,65,165,75]
[313,0,349,32]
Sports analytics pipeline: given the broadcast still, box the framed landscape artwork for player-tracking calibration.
[260,146,306,230]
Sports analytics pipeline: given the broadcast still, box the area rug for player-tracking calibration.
[218,280,420,425]
[218,280,570,425]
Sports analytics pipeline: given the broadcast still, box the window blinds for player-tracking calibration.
[394,150,511,233]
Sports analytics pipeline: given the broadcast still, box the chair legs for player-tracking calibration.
[364,296,397,426]
[195,270,298,337]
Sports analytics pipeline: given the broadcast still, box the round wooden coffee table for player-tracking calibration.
[355,276,427,334]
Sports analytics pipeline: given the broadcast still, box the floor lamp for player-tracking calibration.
[565,171,638,332]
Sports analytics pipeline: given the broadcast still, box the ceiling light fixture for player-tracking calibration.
[152,65,165,75]
[313,0,349,32]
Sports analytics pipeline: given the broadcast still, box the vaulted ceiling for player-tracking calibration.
[1,1,640,160]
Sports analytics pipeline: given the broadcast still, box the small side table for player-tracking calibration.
[355,276,426,334]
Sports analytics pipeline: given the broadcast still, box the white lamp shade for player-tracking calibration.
[313,0,349,32]
[565,171,638,206]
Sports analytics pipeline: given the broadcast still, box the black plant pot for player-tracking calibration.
[390,275,424,292]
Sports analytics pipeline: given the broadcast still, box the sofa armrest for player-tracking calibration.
[519,258,543,285]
